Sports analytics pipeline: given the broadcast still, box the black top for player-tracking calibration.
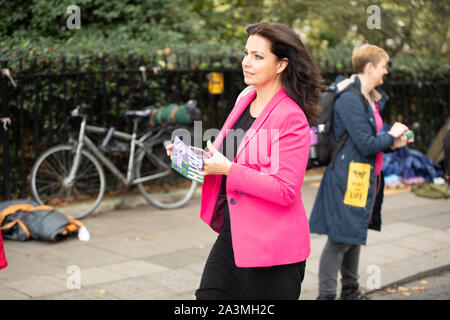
[217,104,256,240]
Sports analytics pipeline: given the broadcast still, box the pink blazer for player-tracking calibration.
[200,87,311,267]
[0,232,7,270]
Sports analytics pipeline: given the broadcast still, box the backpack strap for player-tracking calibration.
[328,86,369,168]
[347,87,370,110]
[329,131,348,168]
[149,109,158,127]
[168,106,179,123]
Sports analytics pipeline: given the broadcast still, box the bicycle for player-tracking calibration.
[30,102,198,219]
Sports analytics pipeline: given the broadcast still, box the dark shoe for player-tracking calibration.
[316,294,336,300]
[340,285,370,300]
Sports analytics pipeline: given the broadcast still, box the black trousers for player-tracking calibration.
[195,235,306,300]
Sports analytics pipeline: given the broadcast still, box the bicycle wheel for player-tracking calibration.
[135,143,197,209]
[30,144,105,219]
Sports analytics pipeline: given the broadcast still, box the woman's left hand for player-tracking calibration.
[390,134,411,150]
[198,140,232,176]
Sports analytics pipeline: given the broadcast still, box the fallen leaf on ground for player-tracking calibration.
[146,235,153,240]
[398,286,409,291]
[198,244,206,249]
[97,289,106,295]
[401,292,412,296]
[412,286,425,291]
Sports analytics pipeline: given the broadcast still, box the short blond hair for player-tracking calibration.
[352,44,389,73]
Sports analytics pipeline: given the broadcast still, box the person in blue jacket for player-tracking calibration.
[309,44,412,300]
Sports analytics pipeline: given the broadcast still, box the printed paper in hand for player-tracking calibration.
[171,136,204,183]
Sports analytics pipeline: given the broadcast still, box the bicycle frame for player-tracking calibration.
[67,110,171,188]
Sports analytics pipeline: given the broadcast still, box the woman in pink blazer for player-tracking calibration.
[168,22,322,299]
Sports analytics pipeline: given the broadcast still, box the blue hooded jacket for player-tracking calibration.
[309,75,394,245]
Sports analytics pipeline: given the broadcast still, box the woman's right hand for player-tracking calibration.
[388,122,409,138]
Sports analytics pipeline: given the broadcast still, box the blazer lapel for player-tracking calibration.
[213,88,257,150]
[235,87,288,161]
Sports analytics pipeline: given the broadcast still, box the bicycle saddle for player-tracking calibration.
[125,109,152,117]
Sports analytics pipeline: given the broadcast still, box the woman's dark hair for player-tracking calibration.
[246,22,322,121]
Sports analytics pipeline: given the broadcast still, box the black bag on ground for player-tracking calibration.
[0,200,83,242]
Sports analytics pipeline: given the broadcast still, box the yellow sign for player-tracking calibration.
[343,162,371,208]
[208,72,224,94]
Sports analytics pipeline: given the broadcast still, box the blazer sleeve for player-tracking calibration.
[335,92,394,157]
[226,110,310,207]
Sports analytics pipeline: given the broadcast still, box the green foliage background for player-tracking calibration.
[1,0,449,199]
[1,0,449,70]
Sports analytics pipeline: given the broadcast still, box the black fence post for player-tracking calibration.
[0,54,11,200]
[32,58,40,159]
[17,58,26,199]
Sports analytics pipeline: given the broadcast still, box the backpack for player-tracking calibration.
[307,86,368,169]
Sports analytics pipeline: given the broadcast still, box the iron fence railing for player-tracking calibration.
[1,54,449,200]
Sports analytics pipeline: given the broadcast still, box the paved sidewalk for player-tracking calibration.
[0,178,449,300]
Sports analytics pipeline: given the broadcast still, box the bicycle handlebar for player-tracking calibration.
[71,103,90,118]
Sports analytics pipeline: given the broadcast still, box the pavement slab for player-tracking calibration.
[0,182,448,300]
[3,275,68,298]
